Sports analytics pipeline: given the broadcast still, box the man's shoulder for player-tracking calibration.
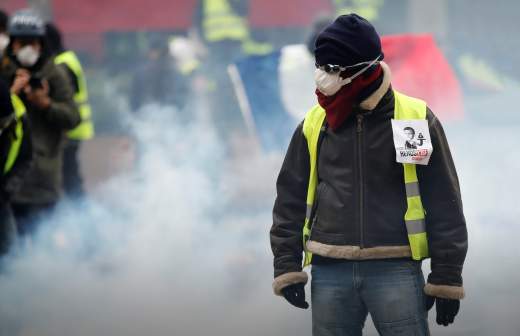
[39,58,71,86]
[39,57,64,76]
[303,104,324,120]
[0,57,17,77]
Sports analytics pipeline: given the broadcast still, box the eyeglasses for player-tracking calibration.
[315,55,383,74]
[315,64,347,74]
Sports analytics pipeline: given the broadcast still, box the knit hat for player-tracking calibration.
[314,14,383,67]
[8,9,45,37]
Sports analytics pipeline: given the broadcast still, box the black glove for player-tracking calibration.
[281,283,309,309]
[425,295,460,326]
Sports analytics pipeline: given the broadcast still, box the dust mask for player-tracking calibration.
[315,55,381,96]
[16,45,40,67]
[0,34,9,55]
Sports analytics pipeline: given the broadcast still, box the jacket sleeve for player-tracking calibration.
[40,65,81,130]
[418,109,468,300]
[270,122,310,295]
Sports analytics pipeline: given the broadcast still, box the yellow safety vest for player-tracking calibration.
[202,0,272,55]
[301,90,429,267]
[4,94,26,174]
[54,50,94,140]
[334,0,384,22]
[203,0,248,43]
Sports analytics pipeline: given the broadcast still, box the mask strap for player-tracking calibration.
[342,55,382,85]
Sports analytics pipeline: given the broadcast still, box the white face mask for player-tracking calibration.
[16,45,40,67]
[0,34,9,55]
[315,55,381,96]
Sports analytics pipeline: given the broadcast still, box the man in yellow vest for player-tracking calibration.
[197,0,273,137]
[46,23,93,198]
[270,15,468,335]
[333,0,384,22]
[199,0,272,60]
[1,10,80,236]
[0,79,32,258]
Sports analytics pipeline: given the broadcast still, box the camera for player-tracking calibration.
[29,75,43,89]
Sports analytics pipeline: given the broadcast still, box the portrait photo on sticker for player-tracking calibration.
[391,119,433,165]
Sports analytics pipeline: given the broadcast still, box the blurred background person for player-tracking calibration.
[333,0,384,22]
[195,0,272,63]
[130,36,188,113]
[0,10,9,56]
[0,9,79,237]
[167,34,206,121]
[46,22,93,199]
[195,0,247,66]
[194,0,272,143]
[0,78,32,259]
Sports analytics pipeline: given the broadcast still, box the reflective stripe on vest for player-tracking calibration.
[241,38,273,56]
[301,90,429,267]
[393,90,429,260]
[4,94,26,174]
[203,0,248,43]
[54,50,94,140]
[301,104,326,267]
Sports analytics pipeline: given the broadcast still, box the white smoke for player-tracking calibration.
[1,115,516,336]
[1,108,520,336]
[0,102,307,336]
[426,121,520,336]
[0,80,519,336]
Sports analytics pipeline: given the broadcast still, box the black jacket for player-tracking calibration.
[270,88,468,297]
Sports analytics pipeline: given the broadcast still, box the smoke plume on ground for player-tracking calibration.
[0,102,519,335]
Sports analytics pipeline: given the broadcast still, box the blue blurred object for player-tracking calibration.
[232,51,295,152]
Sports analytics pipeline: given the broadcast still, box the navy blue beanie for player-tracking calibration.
[314,14,383,67]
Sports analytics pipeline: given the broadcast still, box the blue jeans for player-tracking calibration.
[311,259,430,336]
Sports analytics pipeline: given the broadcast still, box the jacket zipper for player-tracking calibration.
[357,113,364,249]
[309,124,327,243]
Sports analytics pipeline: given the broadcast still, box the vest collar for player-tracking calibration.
[359,61,392,111]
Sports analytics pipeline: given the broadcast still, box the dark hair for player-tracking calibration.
[306,15,333,55]
[0,78,14,117]
[45,22,64,55]
[0,10,8,32]
[403,127,415,135]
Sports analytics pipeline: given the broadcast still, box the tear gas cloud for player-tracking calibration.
[1,98,519,336]
[0,102,308,336]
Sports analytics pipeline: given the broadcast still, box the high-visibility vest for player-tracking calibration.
[3,94,26,174]
[202,0,248,43]
[334,0,384,22]
[301,90,429,267]
[54,50,94,140]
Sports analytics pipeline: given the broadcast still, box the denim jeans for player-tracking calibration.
[311,259,430,336]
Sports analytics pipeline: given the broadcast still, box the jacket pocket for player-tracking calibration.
[314,182,345,230]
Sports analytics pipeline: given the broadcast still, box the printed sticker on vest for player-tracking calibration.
[391,119,433,165]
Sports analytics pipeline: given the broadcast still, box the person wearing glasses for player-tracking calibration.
[270,14,467,335]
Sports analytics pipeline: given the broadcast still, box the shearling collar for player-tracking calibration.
[359,61,392,111]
